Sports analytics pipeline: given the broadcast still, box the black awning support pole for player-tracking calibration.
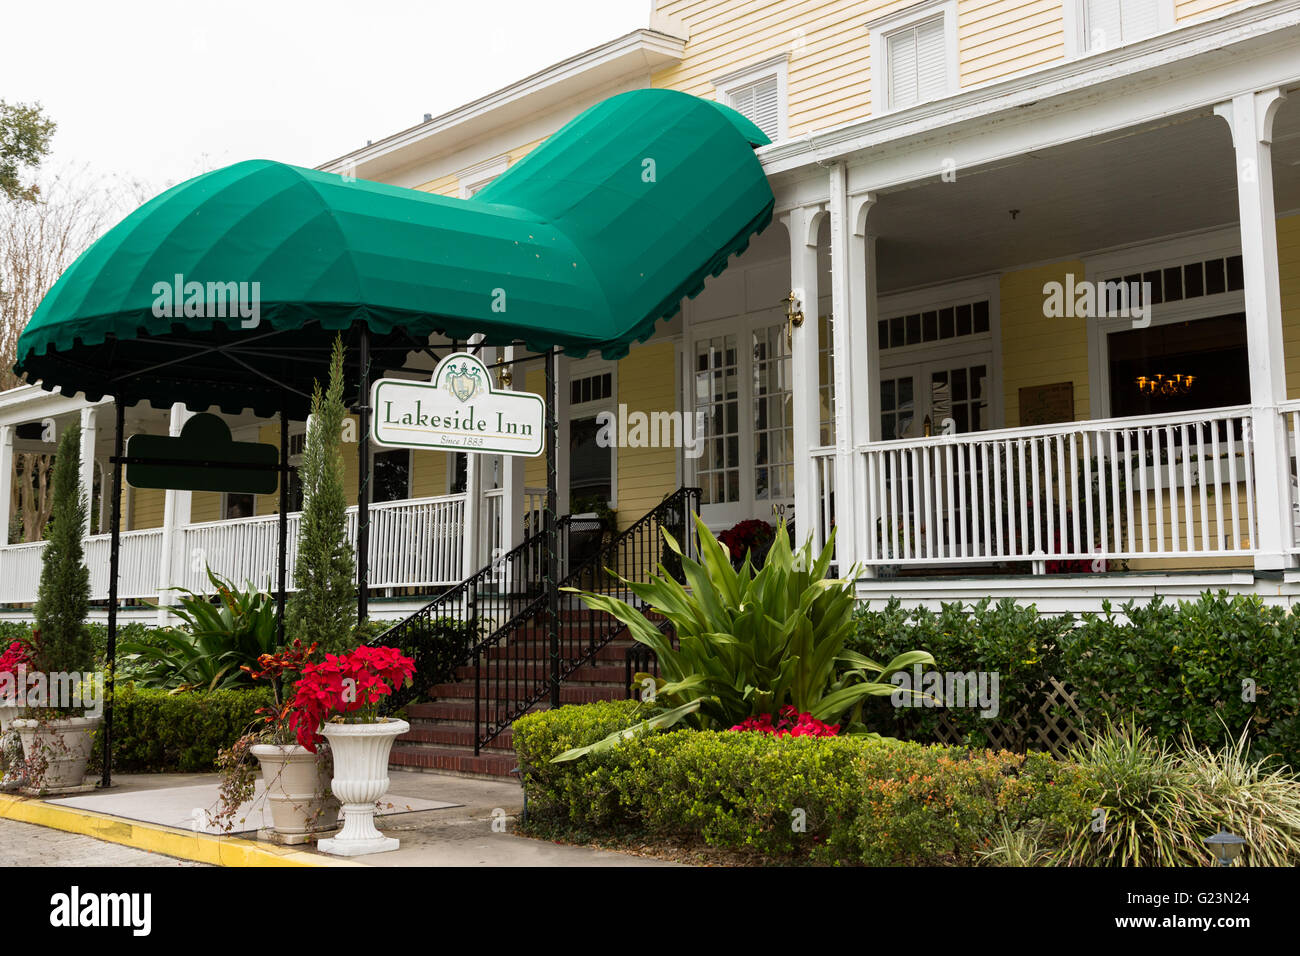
[357,324,371,624]
[277,395,289,648]
[545,347,560,709]
[101,400,125,789]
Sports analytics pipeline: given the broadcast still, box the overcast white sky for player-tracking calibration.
[1,0,651,194]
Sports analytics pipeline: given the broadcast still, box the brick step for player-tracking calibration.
[427,681,625,704]
[400,723,516,751]
[452,662,629,684]
[389,744,517,777]
[482,643,640,664]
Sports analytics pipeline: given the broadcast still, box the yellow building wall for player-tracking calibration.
[652,0,1070,129]
[1000,260,1089,427]
[191,492,221,523]
[1279,214,1300,400]
[129,487,165,530]
[615,341,680,530]
[416,173,459,197]
[1175,0,1247,24]
[959,0,1064,88]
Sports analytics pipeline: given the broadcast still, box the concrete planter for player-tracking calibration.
[249,743,340,842]
[316,718,408,857]
[11,715,101,793]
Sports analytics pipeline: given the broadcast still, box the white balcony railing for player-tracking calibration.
[853,406,1259,568]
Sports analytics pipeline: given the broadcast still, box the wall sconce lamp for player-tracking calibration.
[783,291,805,346]
[498,366,513,389]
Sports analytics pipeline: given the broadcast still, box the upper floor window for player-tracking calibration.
[457,154,510,198]
[713,55,788,143]
[1069,0,1172,56]
[868,0,957,113]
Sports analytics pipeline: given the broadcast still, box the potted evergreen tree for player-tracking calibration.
[242,335,357,838]
[13,422,100,793]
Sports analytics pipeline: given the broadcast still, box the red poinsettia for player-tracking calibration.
[0,636,34,681]
[287,645,415,751]
[730,706,840,738]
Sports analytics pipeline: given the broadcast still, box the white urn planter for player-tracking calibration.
[316,718,408,857]
[250,743,340,843]
[11,715,101,793]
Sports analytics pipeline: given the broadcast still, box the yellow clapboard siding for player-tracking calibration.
[130,488,166,530]
[410,449,450,499]
[616,342,681,530]
[416,173,459,197]
[1277,215,1300,400]
[1000,261,1090,427]
[1175,0,1244,23]
[191,491,221,523]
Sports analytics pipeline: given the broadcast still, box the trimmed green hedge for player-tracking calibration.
[513,702,1092,865]
[851,592,1300,769]
[90,684,273,773]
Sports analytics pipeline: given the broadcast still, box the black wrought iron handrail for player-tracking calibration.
[469,486,701,752]
[371,487,701,754]
[371,515,568,713]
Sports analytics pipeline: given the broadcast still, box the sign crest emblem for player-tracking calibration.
[445,361,482,403]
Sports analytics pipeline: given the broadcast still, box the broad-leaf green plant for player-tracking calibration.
[120,567,278,691]
[555,518,932,761]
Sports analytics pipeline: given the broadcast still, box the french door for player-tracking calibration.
[878,353,992,558]
[690,316,794,528]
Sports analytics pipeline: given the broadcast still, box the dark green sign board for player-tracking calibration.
[126,413,279,494]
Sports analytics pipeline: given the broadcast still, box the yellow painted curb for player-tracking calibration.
[0,794,362,867]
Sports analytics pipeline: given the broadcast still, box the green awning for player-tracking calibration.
[14,89,773,416]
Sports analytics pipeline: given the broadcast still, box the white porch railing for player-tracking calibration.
[0,494,469,606]
[0,528,166,604]
[1278,400,1300,555]
[854,407,1259,567]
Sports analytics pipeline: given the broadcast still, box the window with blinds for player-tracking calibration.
[886,16,948,111]
[727,75,781,141]
[1082,0,1160,52]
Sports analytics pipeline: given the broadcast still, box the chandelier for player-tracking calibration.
[1135,373,1195,397]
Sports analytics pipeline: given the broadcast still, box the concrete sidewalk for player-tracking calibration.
[1,770,673,867]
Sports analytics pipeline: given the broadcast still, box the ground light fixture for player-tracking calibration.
[1203,829,1247,866]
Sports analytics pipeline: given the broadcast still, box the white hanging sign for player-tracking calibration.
[370,352,545,457]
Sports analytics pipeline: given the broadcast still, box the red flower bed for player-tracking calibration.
[729,706,840,738]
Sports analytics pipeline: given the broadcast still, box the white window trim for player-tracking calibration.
[876,276,1004,435]
[712,53,790,143]
[1083,228,1244,419]
[866,0,958,114]
[1063,0,1176,59]
[567,356,619,509]
[456,154,510,198]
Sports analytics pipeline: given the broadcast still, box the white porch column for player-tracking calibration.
[157,404,194,620]
[78,406,97,535]
[0,425,13,546]
[837,185,879,573]
[827,165,855,569]
[554,352,571,517]
[461,336,486,578]
[1214,88,1291,569]
[500,345,526,554]
[784,201,827,551]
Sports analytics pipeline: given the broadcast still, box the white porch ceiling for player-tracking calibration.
[872,100,1300,293]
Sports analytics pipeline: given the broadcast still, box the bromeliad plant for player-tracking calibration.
[120,568,278,691]
[555,517,932,760]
